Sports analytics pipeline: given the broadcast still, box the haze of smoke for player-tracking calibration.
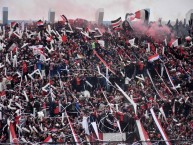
[133,21,172,41]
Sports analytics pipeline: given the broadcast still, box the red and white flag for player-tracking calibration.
[66,111,80,145]
[136,120,152,145]
[37,20,44,26]
[170,38,181,47]
[29,45,44,55]
[42,135,52,144]
[111,17,122,29]
[150,108,172,145]
[9,123,19,145]
[135,9,150,22]
[93,50,116,75]
[148,54,159,62]
[9,43,18,53]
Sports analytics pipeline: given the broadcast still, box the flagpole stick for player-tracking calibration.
[154,69,173,95]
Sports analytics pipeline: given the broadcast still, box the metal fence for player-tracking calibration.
[0,140,192,145]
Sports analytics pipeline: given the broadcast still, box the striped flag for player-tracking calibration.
[134,9,150,23]
[66,111,80,145]
[150,108,172,145]
[10,22,18,30]
[37,20,44,27]
[136,120,152,145]
[111,17,122,29]
[148,54,159,62]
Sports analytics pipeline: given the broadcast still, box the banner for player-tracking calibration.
[136,120,152,145]
[150,108,171,145]
[93,50,116,75]
[9,123,19,145]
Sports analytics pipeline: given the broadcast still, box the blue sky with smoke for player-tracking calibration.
[0,0,192,21]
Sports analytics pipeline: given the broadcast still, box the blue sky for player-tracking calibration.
[0,0,192,21]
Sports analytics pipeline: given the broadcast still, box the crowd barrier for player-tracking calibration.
[2,140,192,145]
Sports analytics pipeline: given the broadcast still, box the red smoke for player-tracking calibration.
[133,21,172,42]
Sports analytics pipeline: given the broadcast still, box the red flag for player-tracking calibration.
[62,35,67,42]
[9,123,19,145]
[43,135,52,144]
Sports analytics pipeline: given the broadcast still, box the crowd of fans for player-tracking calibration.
[0,17,192,145]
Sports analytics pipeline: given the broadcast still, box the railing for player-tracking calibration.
[1,140,192,145]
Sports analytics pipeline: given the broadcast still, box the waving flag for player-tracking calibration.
[170,38,181,47]
[111,17,122,29]
[128,38,135,46]
[10,22,19,30]
[150,108,172,145]
[61,15,69,24]
[136,120,152,145]
[9,123,19,145]
[42,135,52,144]
[94,28,102,38]
[134,9,150,23]
[37,20,44,27]
[125,13,135,21]
[29,45,44,55]
[93,50,115,74]
[189,19,192,26]
[148,54,159,62]
[66,111,80,145]
[123,13,134,31]
[82,116,90,135]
